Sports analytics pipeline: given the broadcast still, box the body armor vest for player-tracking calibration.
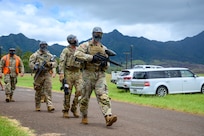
[85,42,108,71]
[65,46,81,69]
[35,51,53,72]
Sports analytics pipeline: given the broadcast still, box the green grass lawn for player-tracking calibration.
[0,116,34,136]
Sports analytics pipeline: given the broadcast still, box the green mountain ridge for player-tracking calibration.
[0,30,204,67]
[103,29,204,65]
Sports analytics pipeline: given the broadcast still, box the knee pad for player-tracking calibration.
[100,94,110,104]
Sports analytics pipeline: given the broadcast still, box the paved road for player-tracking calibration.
[0,87,204,136]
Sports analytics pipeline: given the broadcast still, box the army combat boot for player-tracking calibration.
[105,115,117,126]
[48,106,55,112]
[62,110,69,118]
[81,115,88,124]
[5,95,10,102]
[10,95,15,102]
[36,107,40,111]
[71,108,79,118]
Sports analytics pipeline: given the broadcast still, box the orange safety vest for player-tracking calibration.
[2,54,20,74]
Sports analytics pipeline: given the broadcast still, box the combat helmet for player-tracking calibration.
[67,34,78,46]
[39,41,48,52]
[9,48,16,55]
[92,27,103,42]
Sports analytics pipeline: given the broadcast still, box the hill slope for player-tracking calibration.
[0,30,204,65]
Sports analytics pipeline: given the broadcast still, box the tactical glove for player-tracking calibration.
[100,61,107,67]
[46,62,53,67]
[34,63,39,70]
[92,55,101,62]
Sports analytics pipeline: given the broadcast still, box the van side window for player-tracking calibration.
[180,70,194,77]
[133,72,148,79]
[149,71,166,78]
[168,70,181,78]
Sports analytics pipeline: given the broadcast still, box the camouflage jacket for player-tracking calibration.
[59,45,82,74]
[29,50,57,73]
[74,39,109,71]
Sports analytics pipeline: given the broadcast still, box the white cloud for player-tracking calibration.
[0,0,204,45]
[21,4,37,15]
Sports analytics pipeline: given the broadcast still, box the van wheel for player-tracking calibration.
[201,85,204,94]
[156,86,167,97]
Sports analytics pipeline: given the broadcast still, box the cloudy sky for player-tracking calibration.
[0,0,204,45]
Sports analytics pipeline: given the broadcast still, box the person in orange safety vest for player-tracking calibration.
[0,48,24,102]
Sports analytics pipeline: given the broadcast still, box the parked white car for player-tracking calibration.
[111,71,121,84]
[116,69,136,89]
[129,67,204,96]
[116,65,163,89]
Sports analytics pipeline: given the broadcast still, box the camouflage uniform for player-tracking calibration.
[74,29,117,126]
[0,49,24,102]
[29,49,57,112]
[41,68,56,103]
[59,44,83,118]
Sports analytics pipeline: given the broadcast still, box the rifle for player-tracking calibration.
[60,79,69,106]
[34,55,56,81]
[94,49,122,67]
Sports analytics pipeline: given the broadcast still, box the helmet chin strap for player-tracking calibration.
[93,36,102,42]
[40,44,48,52]
[92,32,102,42]
[69,39,79,46]
[40,49,47,52]
[9,51,15,56]
[93,37,101,42]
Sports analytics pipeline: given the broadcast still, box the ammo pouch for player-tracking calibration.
[66,55,81,68]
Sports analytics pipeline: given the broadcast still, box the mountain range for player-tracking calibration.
[0,30,204,66]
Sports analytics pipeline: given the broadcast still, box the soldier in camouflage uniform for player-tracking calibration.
[59,34,83,118]
[0,48,24,102]
[74,27,117,126]
[29,41,57,112]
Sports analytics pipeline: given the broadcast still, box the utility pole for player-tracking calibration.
[123,52,130,69]
[130,45,133,68]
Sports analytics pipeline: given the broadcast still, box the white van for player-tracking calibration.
[116,65,163,89]
[129,67,204,96]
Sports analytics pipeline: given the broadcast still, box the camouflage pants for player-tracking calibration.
[41,88,45,97]
[63,70,83,112]
[4,74,17,95]
[80,70,112,116]
[33,72,53,108]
